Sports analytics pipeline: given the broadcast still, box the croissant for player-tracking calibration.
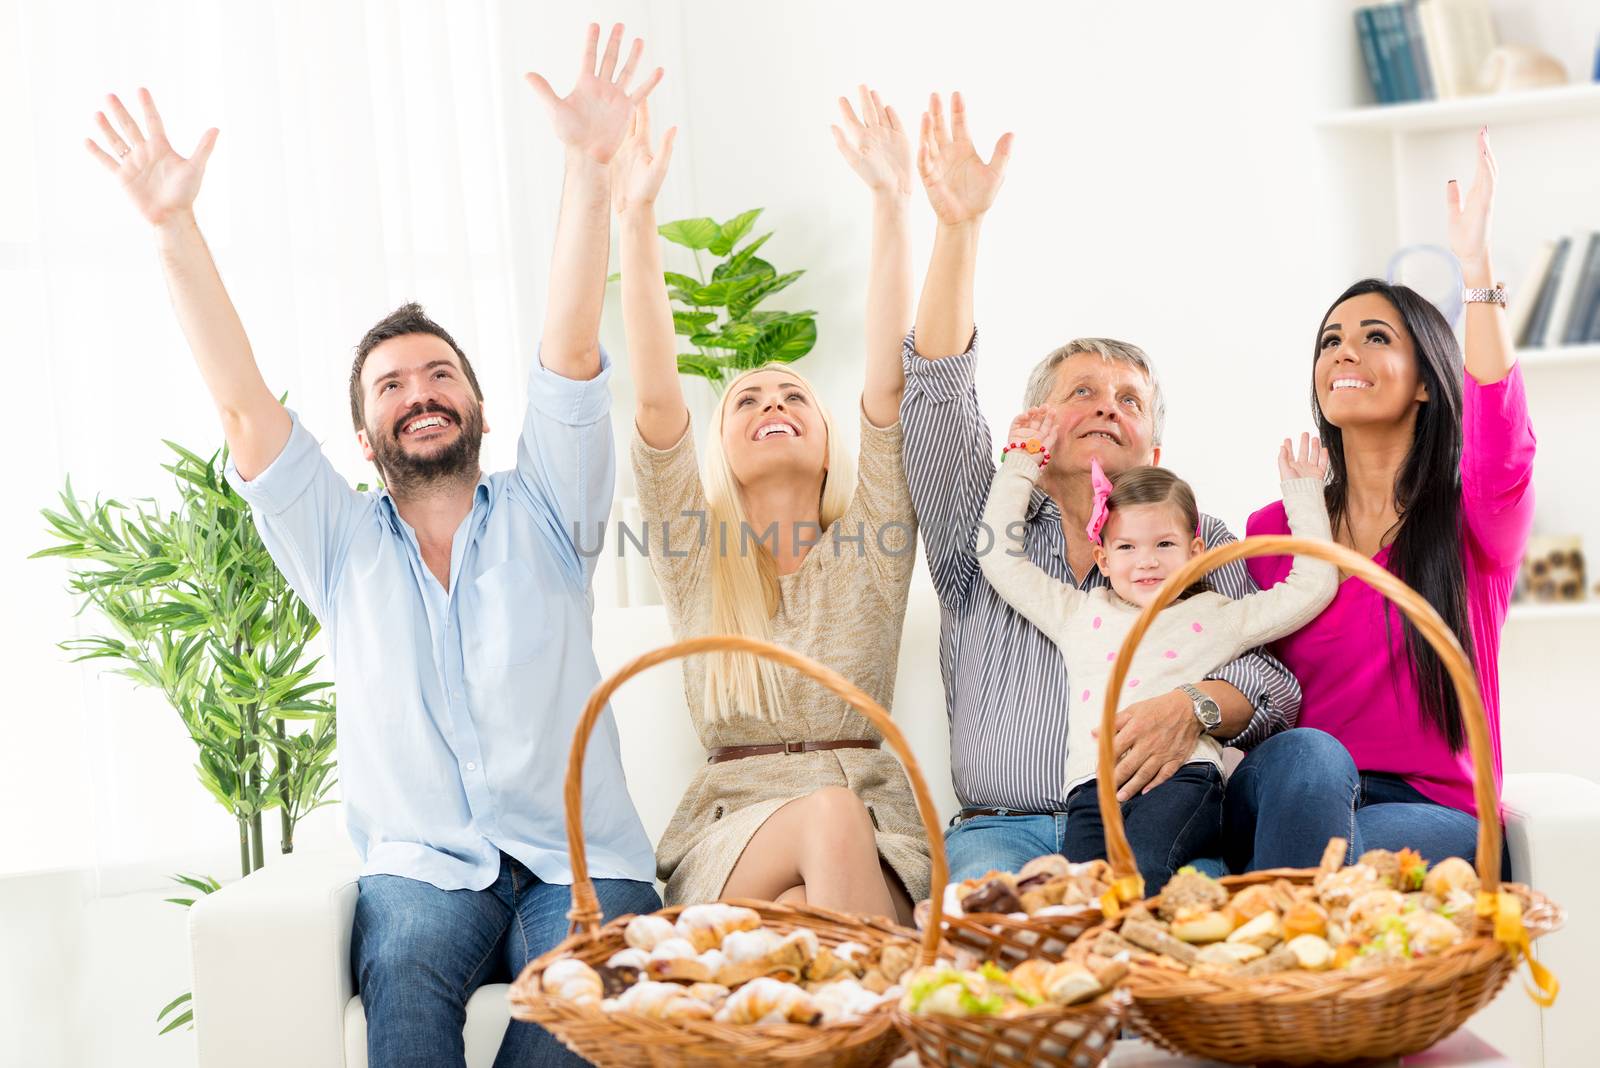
[676,903,763,953]
[541,958,603,1006]
[713,976,823,1026]
[605,947,650,970]
[647,937,700,962]
[809,978,884,1024]
[721,928,787,964]
[624,914,679,953]
[608,980,716,1021]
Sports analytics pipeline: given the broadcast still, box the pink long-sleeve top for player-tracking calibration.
[1245,366,1536,817]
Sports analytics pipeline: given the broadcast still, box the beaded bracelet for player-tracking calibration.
[1001,438,1051,465]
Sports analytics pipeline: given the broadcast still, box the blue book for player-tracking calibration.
[1561,234,1600,345]
[1357,9,1394,104]
[1381,4,1422,102]
[1403,2,1436,100]
[1524,237,1571,348]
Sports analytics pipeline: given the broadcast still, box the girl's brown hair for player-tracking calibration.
[1106,465,1199,534]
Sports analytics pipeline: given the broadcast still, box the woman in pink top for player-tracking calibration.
[1224,129,1534,874]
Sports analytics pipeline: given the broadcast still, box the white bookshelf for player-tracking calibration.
[1516,343,1600,368]
[1507,600,1600,623]
[1317,5,1600,670]
[1316,82,1600,134]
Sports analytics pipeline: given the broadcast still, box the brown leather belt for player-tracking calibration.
[706,739,881,764]
[958,807,1051,820]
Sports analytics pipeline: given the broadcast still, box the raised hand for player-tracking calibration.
[85,89,218,227]
[918,91,1013,227]
[831,86,912,199]
[1008,405,1059,453]
[610,99,676,216]
[525,23,662,165]
[1278,432,1329,482]
[1447,127,1497,271]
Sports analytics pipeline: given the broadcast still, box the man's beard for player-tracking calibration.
[369,400,484,494]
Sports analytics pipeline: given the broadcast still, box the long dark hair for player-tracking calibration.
[1313,279,1473,752]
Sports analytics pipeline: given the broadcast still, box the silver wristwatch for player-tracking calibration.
[1181,683,1222,734]
[1463,285,1507,305]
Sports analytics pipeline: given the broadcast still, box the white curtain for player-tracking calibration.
[0,0,678,880]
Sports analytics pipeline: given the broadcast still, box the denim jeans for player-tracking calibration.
[1064,762,1224,892]
[1223,727,1508,877]
[351,851,660,1067]
[944,763,1225,892]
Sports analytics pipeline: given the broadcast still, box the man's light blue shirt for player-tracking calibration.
[227,348,655,891]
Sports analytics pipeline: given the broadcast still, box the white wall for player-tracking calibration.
[5,2,1597,1066]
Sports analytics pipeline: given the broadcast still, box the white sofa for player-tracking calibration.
[189,582,1599,1068]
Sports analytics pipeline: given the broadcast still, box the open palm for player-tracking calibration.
[610,100,676,215]
[525,22,662,165]
[831,86,911,197]
[85,89,217,226]
[1447,128,1497,268]
[919,92,1013,226]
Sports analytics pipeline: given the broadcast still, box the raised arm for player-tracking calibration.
[1448,128,1513,385]
[610,99,687,449]
[912,91,1012,359]
[977,408,1086,639]
[1445,128,1536,569]
[86,89,289,480]
[524,22,662,381]
[831,86,913,426]
[1216,435,1338,648]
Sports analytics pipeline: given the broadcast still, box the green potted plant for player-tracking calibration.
[35,435,338,1033]
[629,207,818,389]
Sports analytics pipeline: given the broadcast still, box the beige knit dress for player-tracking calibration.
[630,410,930,907]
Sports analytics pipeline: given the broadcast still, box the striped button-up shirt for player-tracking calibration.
[899,331,1301,812]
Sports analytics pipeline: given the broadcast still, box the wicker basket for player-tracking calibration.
[1084,534,1564,1066]
[506,634,952,1068]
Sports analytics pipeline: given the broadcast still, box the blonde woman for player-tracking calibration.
[612,89,925,922]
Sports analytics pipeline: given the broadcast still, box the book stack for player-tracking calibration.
[1355,0,1498,105]
[1512,232,1600,348]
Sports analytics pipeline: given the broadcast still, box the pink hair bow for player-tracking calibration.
[1086,458,1114,545]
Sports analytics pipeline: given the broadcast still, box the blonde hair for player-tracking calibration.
[700,364,855,723]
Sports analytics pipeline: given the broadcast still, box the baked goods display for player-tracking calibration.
[939,854,1116,921]
[900,956,1128,1019]
[916,851,1147,971]
[1088,841,1510,980]
[538,903,918,1027]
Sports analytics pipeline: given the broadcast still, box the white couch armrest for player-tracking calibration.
[189,850,360,1068]
[1501,772,1600,1067]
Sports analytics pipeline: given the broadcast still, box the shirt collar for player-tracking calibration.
[377,476,493,537]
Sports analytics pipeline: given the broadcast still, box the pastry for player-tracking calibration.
[623,914,679,953]
[713,977,823,1026]
[541,958,603,1006]
[676,903,762,953]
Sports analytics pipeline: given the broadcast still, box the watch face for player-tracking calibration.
[1200,700,1222,727]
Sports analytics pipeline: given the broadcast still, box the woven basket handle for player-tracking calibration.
[1096,534,1500,894]
[561,633,948,966]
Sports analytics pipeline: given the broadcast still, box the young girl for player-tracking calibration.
[978,413,1338,889]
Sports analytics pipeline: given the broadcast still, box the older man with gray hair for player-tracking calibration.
[899,92,1300,887]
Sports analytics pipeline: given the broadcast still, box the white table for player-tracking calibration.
[890,1029,1513,1066]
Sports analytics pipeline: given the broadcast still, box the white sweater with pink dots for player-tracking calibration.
[979,452,1338,796]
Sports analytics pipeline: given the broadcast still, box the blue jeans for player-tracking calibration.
[351,851,660,1067]
[945,763,1225,892]
[1223,727,1507,877]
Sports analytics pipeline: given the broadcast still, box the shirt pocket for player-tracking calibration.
[465,558,552,668]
